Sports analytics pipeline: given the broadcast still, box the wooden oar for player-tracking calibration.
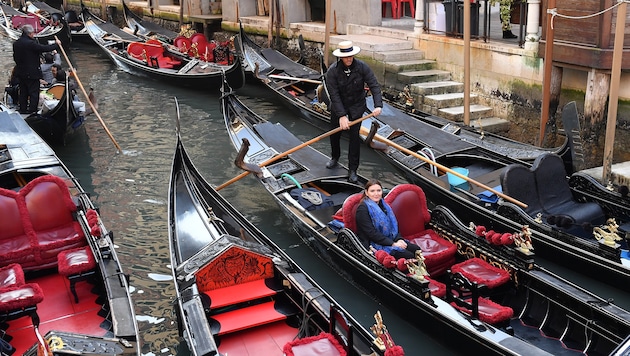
[102,36,162,47]
[216,112,376,191]
[55,36,122,153]
[267,74,322,84]
[359,126,528,209]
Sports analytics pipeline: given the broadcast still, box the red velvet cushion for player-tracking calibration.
[384,184,431,236]
[341,193,363,233]
[0,189,36,265]
[450,258,511,289]
[190,33,207,44]
[21,175,77,231]
[174,36,192,52]
[127,42,146,60]
[407,230,457,266]
[426,276,446,298]
[0,283,44,312]
[451,297,514,324]
[57,246,96,276]
[283,332,346,356]
[0,263,25,288]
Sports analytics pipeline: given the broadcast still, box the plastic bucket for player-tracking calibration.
[446,167,469,186]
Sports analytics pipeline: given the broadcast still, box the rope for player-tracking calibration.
[549,1,629,29]
[281,173,302,188]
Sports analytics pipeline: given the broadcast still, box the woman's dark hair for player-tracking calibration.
[52,64,65,82]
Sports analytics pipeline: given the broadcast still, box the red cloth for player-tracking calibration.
[283,332,346,356]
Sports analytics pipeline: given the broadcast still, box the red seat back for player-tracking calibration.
[190,32,207,44]
[174,36,192,52]
[0,188,29,240]
[384,184,430,238]
[20,175,76,232]
[127,42,146,60]
[340,193,363,233]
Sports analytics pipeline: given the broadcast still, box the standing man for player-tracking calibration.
[13,25,61,114]
[325,40,383,184]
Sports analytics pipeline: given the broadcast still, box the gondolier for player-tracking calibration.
[13,24,60,113]
[325,40,383,183]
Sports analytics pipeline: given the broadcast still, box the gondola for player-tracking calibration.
[0,3,71,47]
[169,106,402,356]
[358,100,630,291]
[236,24,569,163]
[0,108,139,355]
[20,78,91,146]
[122,0,178,43]
[220,81,630,355]
[82,7,244,90]
[238,26,630,292]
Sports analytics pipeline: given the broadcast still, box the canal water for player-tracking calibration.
[1,35,628,355]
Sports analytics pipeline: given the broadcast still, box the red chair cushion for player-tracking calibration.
[384,184,431,236]
[341,193,363,233]
[190,33,207,44]
[426,276,446,298]
[451,297,514,324]
[0,263,25,288]
[283,332,346,356]
[0,283,44,312]
[0,188,37,266]
[385,184,457,276]
[450,258,511,289]
[174,36,192,52]
[57,246,96,276]
[127,42,146,60]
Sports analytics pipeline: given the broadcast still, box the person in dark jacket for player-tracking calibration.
[13,24,61,114]
[325,41,383,183]
[355,179,422,260]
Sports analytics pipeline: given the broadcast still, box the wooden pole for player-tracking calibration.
[268,74,322,84]
[539,0,556,145]
[602,1,627,182]
[268,0,274,46]
[216,112,376,191]
[324,0,331,67]
[463,0,470,126]
[359,126,528,208]
[55,36,122,153]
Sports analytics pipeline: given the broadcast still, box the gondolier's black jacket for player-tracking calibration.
[13,33,58,81]
[325,58,383,119]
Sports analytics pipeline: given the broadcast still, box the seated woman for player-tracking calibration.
[355,179,422,260]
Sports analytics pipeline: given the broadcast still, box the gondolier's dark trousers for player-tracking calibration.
[329,115,361,171]
[18,76,40,113]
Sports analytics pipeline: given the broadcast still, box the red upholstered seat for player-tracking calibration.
[127,42,146,61]
[0,283,44,327]
[450,258,510,289]
[21,175,86,265]
[190,32,207,44]
[57,245,97,303]
[0,263,25,289]
[0,188,37,268]
[451,297,514,324]
[341,193,362,233]
[384,184,457,276]
[426,276,446,298]
[283,332,346,356]
[174,36,192,53]
[145,39,181,68]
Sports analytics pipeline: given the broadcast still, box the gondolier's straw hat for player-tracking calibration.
[333,41,361,57]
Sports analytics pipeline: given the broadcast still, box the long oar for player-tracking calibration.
[267,74,322,84]
[359,126,528,209]
[55,36,122,153]
[102,36,162,47]
[216,112,376,191]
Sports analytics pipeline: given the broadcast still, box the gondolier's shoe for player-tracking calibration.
[348,170,358,184]
[326,158,339,169]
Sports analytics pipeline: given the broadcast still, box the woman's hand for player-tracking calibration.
[392,240,407,249]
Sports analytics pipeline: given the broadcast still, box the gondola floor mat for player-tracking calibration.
[203,278,281,309]
[208,301,296,335]
[217,320,298,355]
